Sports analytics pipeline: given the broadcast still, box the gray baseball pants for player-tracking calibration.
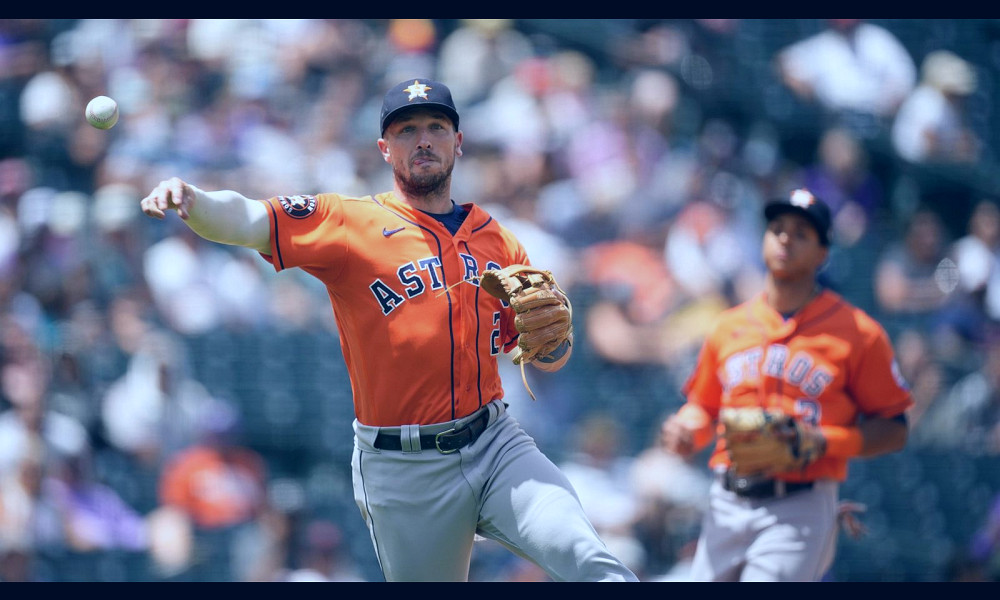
[351,399,638,582]
[689,477,840,581]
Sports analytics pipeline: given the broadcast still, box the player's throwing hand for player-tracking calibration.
[141,177,195,220]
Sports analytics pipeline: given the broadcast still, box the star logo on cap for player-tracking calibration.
[790,189,816,208]
[403,80,432,101]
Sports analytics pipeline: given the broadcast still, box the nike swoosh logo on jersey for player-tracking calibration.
[382,226,405,237]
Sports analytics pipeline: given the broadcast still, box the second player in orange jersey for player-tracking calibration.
[660,189,913,581]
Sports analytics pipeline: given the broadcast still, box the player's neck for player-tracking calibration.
[394,184,454,215]
[765,276,821,316]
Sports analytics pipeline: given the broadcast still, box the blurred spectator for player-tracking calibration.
[910,337,1000,455]
[626,65,683,139]
[17,57,87,192]
[0,437,63,581]
[382,19,438,87]
[158,400,267,529]
[478,188,576,292]
[0,350,89,478]
[100,329,219,469]
[156,400,269,581]
[437,20,535,107]
[874,208,955,329]
[145,504,194,580]
[15,188,94,322]
[0,192,20,283]
[226,481,297,583]
[87,289,157,388]
[664,115,769,301]
[45,301,103,432]
[628,440,712,580]
[949,200,1000,328]
[502,52,633,247]
[582,235,731,377]
[0,356,147,578]
[967,491,1000,581]
[87,182,147,302]
[894,327,945,431]
[557,413,646,577]
[281,519,365,582]
[580,237,729,442]
[142,227,269,335]
[663,196,761,305]
[891,50,981,165]
[801,126,885,248]
[43,446,148,554]
[953,200,1000,304]
[776,19,916,127]
[934,199,1000,348]
[583,239,680,367]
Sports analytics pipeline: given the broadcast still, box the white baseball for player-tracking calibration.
[85,95,119,130]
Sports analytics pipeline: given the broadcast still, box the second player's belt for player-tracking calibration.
[720,471,814,500]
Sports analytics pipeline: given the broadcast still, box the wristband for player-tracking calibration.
[536,338,571,363]
[819,425,864,458]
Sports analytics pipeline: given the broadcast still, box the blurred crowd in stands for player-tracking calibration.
[1,18,1000,582]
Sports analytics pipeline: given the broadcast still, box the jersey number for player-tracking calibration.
[490,311,501,356]
[794,399,821,426]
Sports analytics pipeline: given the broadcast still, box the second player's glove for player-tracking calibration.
[719,407,826,476]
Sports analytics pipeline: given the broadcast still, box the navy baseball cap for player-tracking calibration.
[764,189,832,246]
[380,78,460,136]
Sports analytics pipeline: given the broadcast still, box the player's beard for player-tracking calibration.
[395,154,454,198]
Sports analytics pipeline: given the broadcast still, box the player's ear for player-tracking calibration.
[455,131,463,157]
[377,138,391,162]
[816,245,831,271]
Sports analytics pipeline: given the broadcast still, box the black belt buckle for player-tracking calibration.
[440,408,489,453]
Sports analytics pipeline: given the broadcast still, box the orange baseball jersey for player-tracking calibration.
[681,288,914,482]
[258,191,526,427]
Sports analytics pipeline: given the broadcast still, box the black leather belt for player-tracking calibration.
[374,407,491,454]
[721,473,814,499]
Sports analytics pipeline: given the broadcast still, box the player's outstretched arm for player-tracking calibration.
[140,177,271,254]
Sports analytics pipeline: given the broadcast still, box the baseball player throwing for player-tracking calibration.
[660,189,913,581]
[140,78,638,582]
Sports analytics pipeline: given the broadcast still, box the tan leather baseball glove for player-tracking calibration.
[720,407,826,476]
[479,265,573,400]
